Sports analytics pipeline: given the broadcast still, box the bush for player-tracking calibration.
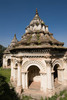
[22,95,32,100]
[0,74,20,100]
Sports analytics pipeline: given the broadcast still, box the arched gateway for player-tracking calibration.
[53,60,64,86]
[22,60,46,91]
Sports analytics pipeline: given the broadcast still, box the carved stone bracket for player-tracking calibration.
[16,58,23,66]
[63,57,67,63]
[58,67,65,70]
[51,69,55,74]
[39,71,46,75]
[45,60,52,66]
[13,66,17,69]
[21,71,28,74]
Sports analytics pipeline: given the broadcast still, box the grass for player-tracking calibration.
[0,67,11,83]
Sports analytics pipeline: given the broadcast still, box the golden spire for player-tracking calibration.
[36,8,39,15]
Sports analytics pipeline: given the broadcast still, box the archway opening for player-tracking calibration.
[53,64,60,87]
[28,65,40,90]
[7,59,11,66]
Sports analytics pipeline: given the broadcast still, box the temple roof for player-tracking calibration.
[10,9,66,50]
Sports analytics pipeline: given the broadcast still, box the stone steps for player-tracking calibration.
[29,82,40,90]
[22,89,45,100]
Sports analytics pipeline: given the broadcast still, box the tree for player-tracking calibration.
[0,45,6,67]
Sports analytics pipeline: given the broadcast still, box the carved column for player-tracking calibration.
[58,67,64,83]
[63,58,67,85]
[13,66,17,84]
[40,71,47,92]
[22,71,26,89]
[25,71,28,89]
[46,60,52,90]
[10,58,14,81]
[16,59,22,94]
[51,69,55,89]
[17,61,22,87]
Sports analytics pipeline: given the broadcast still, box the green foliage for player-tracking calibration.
[64,91,67,97]
[0,74,20,100]
[60,90,66,96]
[41,22,45,25]
[27,35,32,44]
[37,34,41,44]
[0,45,6,67]
[40,97,44,100]
[36,22,39,26]
[59,97,64,100]
[0,67,11,83]
[22,95,32,100]
[48,95,57,100]
[44,90,67,100]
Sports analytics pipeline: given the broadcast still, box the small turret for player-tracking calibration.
[10,34,18,46]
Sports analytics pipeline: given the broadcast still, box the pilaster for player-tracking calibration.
[51,69,55,89]
[10,58,14,81]
[16,58,22,94]
[45,60,52,90]
[40,71,47,92]
[21,71,28,89]
[63,58,67,84]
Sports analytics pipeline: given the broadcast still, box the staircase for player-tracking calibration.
[29,82,40,90]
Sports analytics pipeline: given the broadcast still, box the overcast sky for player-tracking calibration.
[0,0,67,47]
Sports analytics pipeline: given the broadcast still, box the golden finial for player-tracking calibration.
[36,8,39,15]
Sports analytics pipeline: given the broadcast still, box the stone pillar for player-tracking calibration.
[46,60,52,90]
[63,58,67,85]
[10,58,14,81]
[40,72,47,92]
[22,72,26,89]
[16,59,22,94]
[51,69,55,89]
[25,71,28,89]
[17,62,22,86]
[58,67,64,83]
[13,67,17,84]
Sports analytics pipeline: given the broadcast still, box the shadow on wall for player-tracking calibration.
[0,74,20,100]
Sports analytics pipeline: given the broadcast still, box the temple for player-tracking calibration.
[3,9,67,97]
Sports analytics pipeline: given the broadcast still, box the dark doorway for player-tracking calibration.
[28,65,40,90]
[54,64,59,80]
[7,59,11,66]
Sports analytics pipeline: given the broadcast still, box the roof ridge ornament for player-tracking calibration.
[36,8,39,16]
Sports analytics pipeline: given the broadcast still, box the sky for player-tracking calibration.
[0,0,67,47]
